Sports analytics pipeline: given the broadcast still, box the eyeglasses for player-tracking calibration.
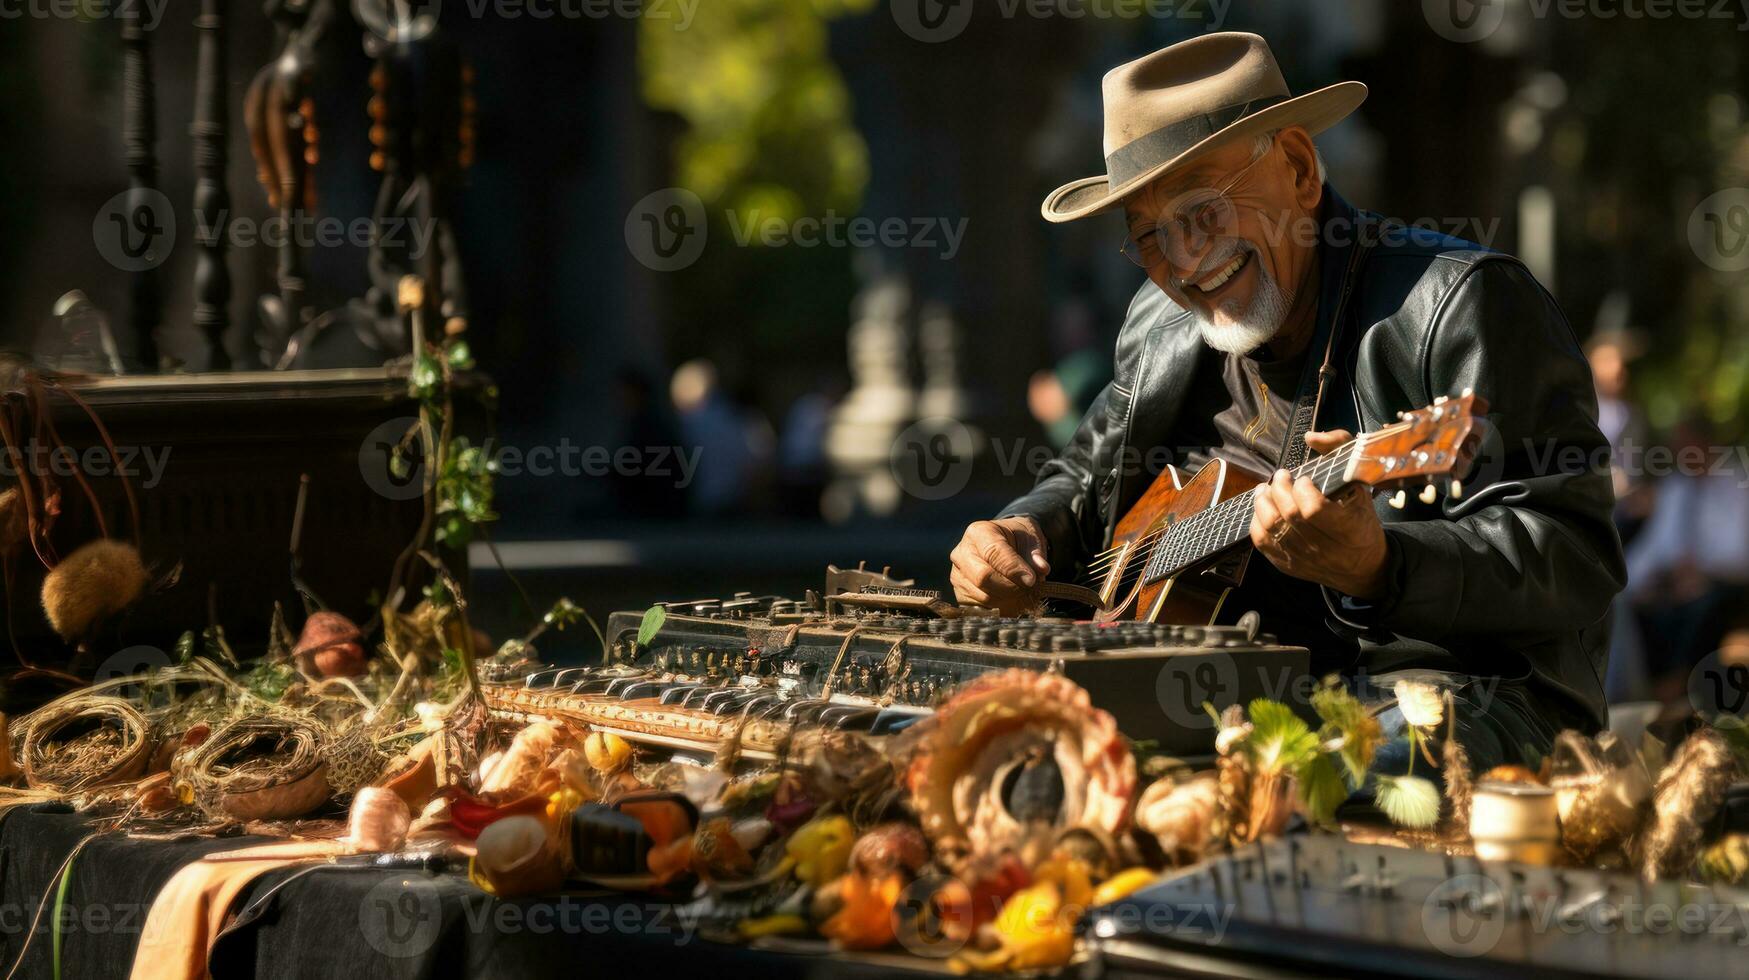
[1120,137,1275,270]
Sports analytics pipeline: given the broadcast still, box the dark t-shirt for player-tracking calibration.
[1163,344,1357,667]
[1177,344,1306,476]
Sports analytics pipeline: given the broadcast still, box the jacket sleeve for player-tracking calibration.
[995,382,1118,575]
[1327,259,1626,642]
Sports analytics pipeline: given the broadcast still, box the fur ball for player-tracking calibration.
[1640,728,1737,880]
[0,488,25,556]
[40,539,148,641]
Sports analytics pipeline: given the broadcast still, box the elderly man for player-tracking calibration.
[949,33,1624,768]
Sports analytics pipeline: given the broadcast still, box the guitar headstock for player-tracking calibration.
[1350,390,1488,507]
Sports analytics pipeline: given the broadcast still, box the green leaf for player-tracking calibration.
[1373,774,1442,829]
[1246,698,1318,774]
[1295,751,1348,828]
[409,353,442,401]
[173,630,196,665]
[1311,676,1383,784]
[637,605,667,648]
[51,844,79,980]
[446,340,475,371]
[543,598,583,630]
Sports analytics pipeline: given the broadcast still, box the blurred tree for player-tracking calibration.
[639,0,875,222]
[1545,18,1749,434]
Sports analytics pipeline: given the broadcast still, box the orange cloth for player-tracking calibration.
[129,840,345,980]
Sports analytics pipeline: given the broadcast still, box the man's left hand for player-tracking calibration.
[1249,429,1391,600]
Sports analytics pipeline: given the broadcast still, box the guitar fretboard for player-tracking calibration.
[1139,439,1360,584]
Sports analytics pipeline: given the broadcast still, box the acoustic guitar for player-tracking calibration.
[1078,390,1486,624]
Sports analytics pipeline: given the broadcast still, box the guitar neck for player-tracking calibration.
[1140,440,1360,584]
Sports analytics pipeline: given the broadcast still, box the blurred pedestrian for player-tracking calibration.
[1624,417,1749,703]
[671,359,771,516]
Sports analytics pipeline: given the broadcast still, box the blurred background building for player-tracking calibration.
[3,0,1748,705]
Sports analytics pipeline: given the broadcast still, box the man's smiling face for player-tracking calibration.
[1123,126,1324,355]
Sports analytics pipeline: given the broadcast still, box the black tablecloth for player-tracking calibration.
[0,805,941,979]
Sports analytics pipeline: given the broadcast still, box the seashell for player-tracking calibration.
[1134,774,1220,866]
[850,822,929,878]
[584,731,633,773]
[903,669,1135,866]
[479,722,559,796]
[475,814,565,896]
[346,787,412,853]
[294,611,366,678]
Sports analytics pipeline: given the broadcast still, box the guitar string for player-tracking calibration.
[1088,408,1456,596]
[1083,436,1362,581]
[1083,437,1363,596]
[1083,411,1429,575]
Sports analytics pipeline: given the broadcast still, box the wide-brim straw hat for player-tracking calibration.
[1043,32,1366,223]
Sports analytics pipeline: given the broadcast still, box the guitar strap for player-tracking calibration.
[1277,217,1379,472]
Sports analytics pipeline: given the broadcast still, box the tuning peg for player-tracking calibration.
[1419,484,1439,505]
[1461,387,1474,398]
[1449,479,1463,499]
[1388,490,1407,509]
[1433,395,1449,405]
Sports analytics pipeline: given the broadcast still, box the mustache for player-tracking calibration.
[1181,239,1251,284]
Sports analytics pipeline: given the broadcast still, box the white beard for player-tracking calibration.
[1186,244,1295,356]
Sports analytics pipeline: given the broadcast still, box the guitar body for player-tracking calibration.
[1097,459,1265,624]
[1081,391,1486,625]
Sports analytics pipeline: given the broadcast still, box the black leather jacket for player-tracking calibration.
[999,187,1626,729]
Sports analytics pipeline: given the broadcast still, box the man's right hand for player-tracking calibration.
[950,516,1052,615]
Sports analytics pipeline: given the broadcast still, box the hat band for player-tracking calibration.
[1103,95,1287,187]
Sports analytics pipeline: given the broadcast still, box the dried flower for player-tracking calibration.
[1374,774,1442,829]
[1393,680,1445,730]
